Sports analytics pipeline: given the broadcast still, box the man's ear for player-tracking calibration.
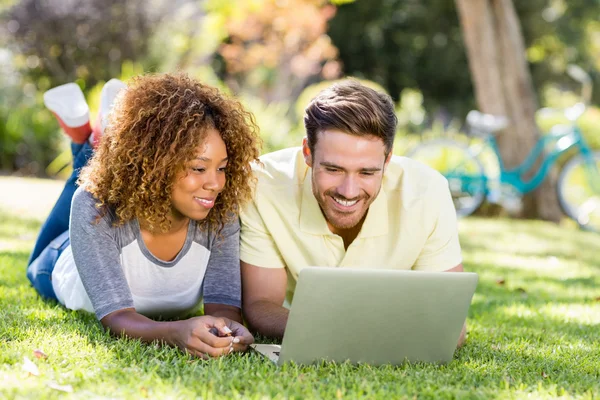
[383,151,392,169]
[302,137,313,168]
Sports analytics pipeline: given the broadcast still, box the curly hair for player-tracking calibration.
[79,73,262,233]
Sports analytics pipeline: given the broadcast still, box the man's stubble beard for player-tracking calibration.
[312,177,382,232]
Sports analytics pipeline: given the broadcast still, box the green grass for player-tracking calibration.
[1,179,600,399]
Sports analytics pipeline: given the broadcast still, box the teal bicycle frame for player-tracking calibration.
[452,124,599,197]
[416,66,600,229]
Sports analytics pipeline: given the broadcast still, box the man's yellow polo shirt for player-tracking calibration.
[240,147,462,302]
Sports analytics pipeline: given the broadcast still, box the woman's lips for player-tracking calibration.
[194,196,216,208]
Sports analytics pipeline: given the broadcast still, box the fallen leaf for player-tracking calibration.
[47,382,73,393]
[594,297,600,302]
[33,349,48,359]
[515,288,528,298]
[496,278,506,285]
[491,344,501,351]
[140,387,148,398]
[541,371,549,378]
[22,356,39,376]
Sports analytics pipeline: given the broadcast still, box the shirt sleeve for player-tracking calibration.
[239,193,286,269]
[412,175,463,271]
[202,218,242,307]
[69,188,134,320]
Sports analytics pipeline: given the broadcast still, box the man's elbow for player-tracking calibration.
[242,299,262,333]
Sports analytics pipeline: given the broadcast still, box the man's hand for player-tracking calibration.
[172,316,254,359]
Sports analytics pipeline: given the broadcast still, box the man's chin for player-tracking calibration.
[325,211,363,231]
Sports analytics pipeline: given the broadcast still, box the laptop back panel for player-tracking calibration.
[278,268,478,366]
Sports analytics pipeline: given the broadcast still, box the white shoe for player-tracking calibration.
[43,83,91,143]
[91,78,127,147]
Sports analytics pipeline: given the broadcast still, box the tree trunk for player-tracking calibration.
[455,0,563,221]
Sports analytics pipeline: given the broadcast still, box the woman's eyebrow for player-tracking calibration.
[196,156,229,162]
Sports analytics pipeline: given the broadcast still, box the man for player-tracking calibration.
[240,80,465,345]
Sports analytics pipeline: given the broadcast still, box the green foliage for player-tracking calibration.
[328,0,474,116]
[0,98,61,175]
[1,181,600,398]
[0,60,148,178]
[3,0,600,179]
[240,94,304,154]
[329,0,600,117]
[2,0,159,89]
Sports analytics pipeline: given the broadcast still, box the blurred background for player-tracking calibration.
[1,0,599,223]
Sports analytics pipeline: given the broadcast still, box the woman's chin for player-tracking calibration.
[188,209,211,221]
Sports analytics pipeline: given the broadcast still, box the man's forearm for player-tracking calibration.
[244,300,289,339]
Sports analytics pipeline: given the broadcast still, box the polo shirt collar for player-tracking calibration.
[299,169,389,237]
[357,185,389,238]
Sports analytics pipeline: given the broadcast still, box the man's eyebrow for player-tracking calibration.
[319,161,343,169]
[196,156,229,162]
[319,161,382,172]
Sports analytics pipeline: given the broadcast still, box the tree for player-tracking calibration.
[210,0,342,104]
[455,0,562,221]
[327,0,474,115]
[329,0,600,116]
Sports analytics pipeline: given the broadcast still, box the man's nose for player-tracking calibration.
[337,175,360,199]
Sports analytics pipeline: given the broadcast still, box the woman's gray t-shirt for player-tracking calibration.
[51,187,241,320]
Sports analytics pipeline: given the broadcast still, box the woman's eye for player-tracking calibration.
[192,167,205,173]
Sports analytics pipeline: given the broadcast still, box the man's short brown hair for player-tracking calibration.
[303,79,397,156]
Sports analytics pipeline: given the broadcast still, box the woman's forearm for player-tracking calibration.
[100,308,180,346]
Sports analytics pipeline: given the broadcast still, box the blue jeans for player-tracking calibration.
[26,141,93,300]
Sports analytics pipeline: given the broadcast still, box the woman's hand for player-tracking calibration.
[173,315,254,359]
[100,308,254,359]
[223,317,254,351]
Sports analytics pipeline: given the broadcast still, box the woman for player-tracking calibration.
[26,73,261,358]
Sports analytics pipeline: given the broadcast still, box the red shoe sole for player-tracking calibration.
[53,112,92,144]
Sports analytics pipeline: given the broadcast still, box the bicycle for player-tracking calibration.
[407,65,600,232]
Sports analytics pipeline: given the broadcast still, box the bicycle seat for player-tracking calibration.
[467,110,509,135]
[564,102,586,121]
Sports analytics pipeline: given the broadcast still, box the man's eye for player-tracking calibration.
[325,167,339,173]
[361,171,375,176]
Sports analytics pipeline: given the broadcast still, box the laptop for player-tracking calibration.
[251,267,478,366]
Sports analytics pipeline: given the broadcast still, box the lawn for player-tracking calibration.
[0,176,599,399]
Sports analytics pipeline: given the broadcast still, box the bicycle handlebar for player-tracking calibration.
[566,64,592,104]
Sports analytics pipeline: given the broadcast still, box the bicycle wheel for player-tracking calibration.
[407,139,487,217]
[557,152,600,232]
